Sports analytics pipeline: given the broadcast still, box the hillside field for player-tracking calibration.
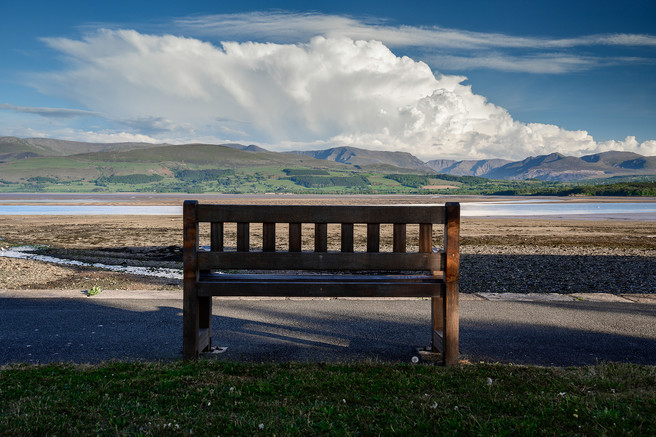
[1,139,655,196]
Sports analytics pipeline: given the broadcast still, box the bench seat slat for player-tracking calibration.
[197,278,445,298]
[199,273,442,282]
[198,251,445,271]
[197,204,446,224]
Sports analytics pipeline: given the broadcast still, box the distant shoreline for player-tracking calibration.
[1,193,655,221]
[1,192,656,206]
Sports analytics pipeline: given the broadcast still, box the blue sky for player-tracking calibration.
[1,0,655,160]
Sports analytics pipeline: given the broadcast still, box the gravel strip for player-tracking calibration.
[2,244,654,295]
[461,245,655,295]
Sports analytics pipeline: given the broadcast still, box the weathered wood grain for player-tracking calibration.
[184,201,460,365]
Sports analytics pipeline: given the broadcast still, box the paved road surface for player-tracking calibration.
[2,291,655,366]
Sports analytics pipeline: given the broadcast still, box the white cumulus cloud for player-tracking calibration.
[32,30,656,159]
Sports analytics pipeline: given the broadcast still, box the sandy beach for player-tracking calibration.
[1,195,654,294]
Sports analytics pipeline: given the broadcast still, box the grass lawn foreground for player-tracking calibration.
[1,360,654,435]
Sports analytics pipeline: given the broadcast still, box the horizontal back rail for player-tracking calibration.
[197,204,446,224]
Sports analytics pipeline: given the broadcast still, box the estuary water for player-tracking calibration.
[0,198,655,219]
[461,200,656,220]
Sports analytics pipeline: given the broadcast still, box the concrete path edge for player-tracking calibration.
[1,289,654,304]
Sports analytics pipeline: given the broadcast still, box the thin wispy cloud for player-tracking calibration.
[0,103,100,118]
[428,53,654,74]
[175,12,656,49]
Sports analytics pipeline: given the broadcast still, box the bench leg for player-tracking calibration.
[199,296,212,352]
[443,282,460,366]
[183,285,199,360]
[431,286,459,365]
[183,292,212,360]
[431,296,444,352]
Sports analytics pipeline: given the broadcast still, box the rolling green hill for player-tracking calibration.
[0,137,53,162]
[72,143,347,169]
[0,136,166,158]
[1,137,655,195]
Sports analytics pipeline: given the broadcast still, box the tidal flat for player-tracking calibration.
[1,194,654,294]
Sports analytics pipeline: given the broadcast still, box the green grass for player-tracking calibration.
[85,285,102,296]
[0,156,91,170]
[1,361,654,435]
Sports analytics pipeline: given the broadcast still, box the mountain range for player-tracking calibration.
[1,136,655,182]
[290,146,656,181]
[426,151,656,181]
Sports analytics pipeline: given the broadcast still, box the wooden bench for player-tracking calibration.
[183,201,460,365]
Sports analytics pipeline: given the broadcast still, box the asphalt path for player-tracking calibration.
[2,291,655,366]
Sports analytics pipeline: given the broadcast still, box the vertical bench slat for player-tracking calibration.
[315,223,328,252]
[289,223,302,252]
[367,223,380,253]
[393,223,406,253]
[211,222,224,252]
[419,223,432,253]
[263,222,275,252]
[237,222,250,252]
[341,223,354,252]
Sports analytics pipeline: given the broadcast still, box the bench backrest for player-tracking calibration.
[183,201,460,279]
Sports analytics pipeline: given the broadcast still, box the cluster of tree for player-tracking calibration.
[283,168,330,176]
[573,182,656,196]
[289,175,370,188]
[98,174,164,184]
[492,182,656,197]
[434,173,489,185]
[138,184,206,193]
[27,176,59,184]
[384,174,429,188]
[174,168,234,182]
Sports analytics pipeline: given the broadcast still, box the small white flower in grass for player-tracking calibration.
[431,402,438,409]
[258,424,264,430]
[558,392,566,397]
[486,377,493,386]
[342,399,346,403]
[411,356,419,364]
